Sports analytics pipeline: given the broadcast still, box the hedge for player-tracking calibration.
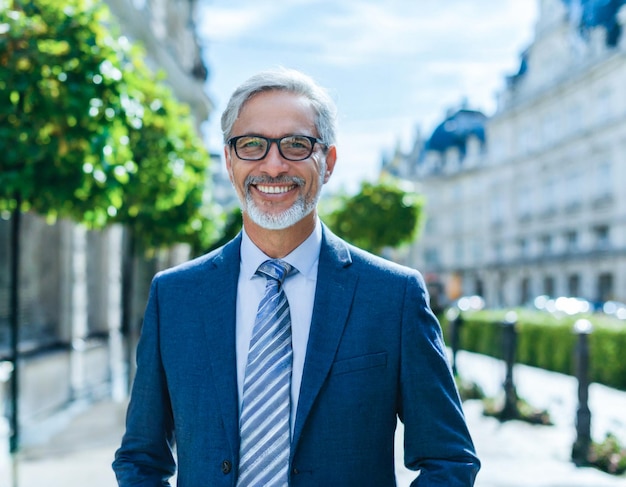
[442,309,626,391]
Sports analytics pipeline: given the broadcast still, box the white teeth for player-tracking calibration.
[256,185,294,194]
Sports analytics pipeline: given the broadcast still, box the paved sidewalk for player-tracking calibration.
[452,352,626,487]
[13,399,126,487]
[8,351,626,486]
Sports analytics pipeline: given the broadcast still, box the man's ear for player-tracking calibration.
[323,145,337,184]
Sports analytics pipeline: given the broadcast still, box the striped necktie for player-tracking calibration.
[237,259,293,487]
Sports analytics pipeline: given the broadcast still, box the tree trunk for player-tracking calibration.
[121,227,137,393]
[9,196,21,454]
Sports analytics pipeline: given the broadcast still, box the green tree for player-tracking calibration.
[0,0,135,454]
[110,50,216,369]
[325,178,424,255]
[112,45,215,254]
[205,206,243,253]
[0,0,215,448]
[0,0,132,223]
[0,0,215,247]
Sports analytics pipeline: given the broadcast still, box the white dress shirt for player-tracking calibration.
[236,219,321,433]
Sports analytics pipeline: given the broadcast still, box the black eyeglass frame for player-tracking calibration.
[227,135,327,161]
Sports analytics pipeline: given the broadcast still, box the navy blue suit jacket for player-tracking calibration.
[113,226,480,486]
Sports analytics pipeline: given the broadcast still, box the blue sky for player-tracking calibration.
[197,1,538,192]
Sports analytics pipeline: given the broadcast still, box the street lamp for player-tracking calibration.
[572,318,593,466]
[499,311,519,421]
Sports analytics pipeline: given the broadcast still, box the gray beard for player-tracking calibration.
[239,166,325,230]
[244,192,315,230]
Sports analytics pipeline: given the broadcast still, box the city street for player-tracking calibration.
[8,352,626,487]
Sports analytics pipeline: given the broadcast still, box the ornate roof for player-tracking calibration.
[425,108,487,156]
[564,0,626,46]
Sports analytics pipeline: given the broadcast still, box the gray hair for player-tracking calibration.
[220,67,338,146]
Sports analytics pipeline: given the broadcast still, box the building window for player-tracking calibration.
[490,191,504,226]
[565,230,578,252]
[518,238,528,259]
[517,184,533,220]
[593,225,610,249]
[540,235,552,255]
[475,278,484,297]
[543,276,555,296]
[597,273,613,302]
[568,274,580,297]
[593,161,613,203]
[521,277,531,305]
[540,179,556,216]
[563,171,582,211]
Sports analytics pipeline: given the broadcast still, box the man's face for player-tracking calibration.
[224,90,336,231]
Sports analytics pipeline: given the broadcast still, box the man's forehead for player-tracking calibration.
[233,91,317,135]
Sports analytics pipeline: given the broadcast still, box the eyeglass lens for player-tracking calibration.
[234,135,316,161]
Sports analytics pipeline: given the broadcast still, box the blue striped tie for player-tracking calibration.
[238,259,293,487]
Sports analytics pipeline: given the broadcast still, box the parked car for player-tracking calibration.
[532,295,593,316]
[602,300,626,320]
[454,295,486,312]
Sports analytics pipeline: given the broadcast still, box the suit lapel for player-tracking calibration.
[201,234,242,458]
[292,227,357,449]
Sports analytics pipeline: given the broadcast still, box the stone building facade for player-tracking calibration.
[386,0,626,309]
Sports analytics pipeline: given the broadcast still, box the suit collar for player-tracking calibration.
[239,219,323,280]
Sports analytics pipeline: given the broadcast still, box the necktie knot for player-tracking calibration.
[256,259,292,284]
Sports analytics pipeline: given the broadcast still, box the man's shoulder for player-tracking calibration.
[155,235,241,283]
[349,244,419,277]
[322,226,421,280]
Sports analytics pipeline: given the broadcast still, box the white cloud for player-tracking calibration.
[197,6,275,41]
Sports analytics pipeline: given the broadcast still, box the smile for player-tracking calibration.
[255,184,296,194]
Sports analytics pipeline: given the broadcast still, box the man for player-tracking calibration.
[113,68,480,486]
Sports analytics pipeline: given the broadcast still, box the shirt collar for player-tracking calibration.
[240,218,322,281]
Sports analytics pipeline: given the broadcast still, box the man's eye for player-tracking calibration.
[240,137,264,148]
[285,137,310,149]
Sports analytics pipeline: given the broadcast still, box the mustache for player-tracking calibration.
[244,175,305,188]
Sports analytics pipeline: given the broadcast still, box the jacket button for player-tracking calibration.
[221,460,232,474]
[292,467,299,475]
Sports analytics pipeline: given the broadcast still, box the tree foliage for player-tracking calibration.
[324,179,424,255]
[0,0,132,225]
[205,205,243,253]
[0,0,215,247]
[110,44,215,252]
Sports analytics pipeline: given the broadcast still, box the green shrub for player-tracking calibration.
[441,309,626,391]
[588,433,626,475]
[590,328,626,390]
[482,395,552,425]
[454,375,485,401]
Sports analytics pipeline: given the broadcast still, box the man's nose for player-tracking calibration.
[260,142,289,175]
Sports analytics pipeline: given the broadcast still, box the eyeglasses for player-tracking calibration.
[227,135,325,161]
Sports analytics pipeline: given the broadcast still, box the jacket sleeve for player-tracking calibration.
[399,272,480,486]
[112,275,177,486]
